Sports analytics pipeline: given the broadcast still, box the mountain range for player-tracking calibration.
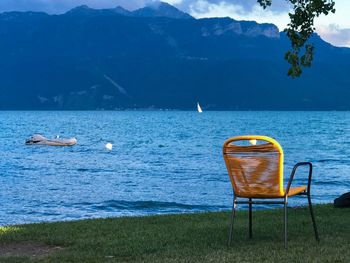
[0,2,349,110]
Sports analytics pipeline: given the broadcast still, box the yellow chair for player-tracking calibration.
[223,135,319,248]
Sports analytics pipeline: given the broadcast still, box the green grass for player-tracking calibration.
[0,204,349,262]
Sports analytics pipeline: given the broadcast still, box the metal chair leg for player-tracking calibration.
[307,195,320,242]
[249,198,252,239]
[284,198,288,249]
[228,198,236,246]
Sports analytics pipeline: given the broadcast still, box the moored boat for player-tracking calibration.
[25,134,77,146]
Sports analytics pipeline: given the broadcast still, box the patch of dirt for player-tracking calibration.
[0,241,63,258]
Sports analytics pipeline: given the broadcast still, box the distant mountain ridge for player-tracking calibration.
[132,2,193,19]
[67,2,193,19]
[0,2,349,110]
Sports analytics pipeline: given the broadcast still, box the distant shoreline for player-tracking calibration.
[1,109,350,112]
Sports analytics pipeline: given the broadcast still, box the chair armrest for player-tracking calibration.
[285,162,313,196]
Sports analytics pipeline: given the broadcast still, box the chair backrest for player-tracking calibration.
[223,135,284,198]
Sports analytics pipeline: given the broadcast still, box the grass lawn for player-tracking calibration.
[0,204,349,262]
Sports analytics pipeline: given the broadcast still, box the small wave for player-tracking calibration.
[76,168,115,173]
[76,168,89,172]
[314,180,349,186]
[72,200,227,213]
[315,159,350,164]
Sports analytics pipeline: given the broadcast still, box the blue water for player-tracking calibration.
[0,111,349,226]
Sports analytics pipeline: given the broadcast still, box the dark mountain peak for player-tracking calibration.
[133,1,193,19]
[113,6,132,16]
[66,5,132,17]
[66,5,95,15]
[69,5,91,11]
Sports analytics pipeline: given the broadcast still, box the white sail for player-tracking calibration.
[197,102,203,113]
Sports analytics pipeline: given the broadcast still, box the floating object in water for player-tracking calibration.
[249,139,257,145]
[25,134,77,146]
[197,102,203,113]
[105,143,113,151]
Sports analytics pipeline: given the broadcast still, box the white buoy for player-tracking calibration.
[249,139,257,146]
[105,143,113,151]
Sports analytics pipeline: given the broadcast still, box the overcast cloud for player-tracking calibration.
[317,24,350,48]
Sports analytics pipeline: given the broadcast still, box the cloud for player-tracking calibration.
[166,0,184,4]
[317,24,350,48]
[184,0,291,13]
[187,0,291,30]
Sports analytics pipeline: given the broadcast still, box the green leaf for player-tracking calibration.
[257,0,335,78]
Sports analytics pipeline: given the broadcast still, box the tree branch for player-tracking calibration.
[258,0,335,78]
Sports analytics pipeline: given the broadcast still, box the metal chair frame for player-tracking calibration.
[227,162,320,248]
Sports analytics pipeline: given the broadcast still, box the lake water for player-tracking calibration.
[0,111,349,226]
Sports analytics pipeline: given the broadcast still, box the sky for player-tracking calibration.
[0,0,349,47]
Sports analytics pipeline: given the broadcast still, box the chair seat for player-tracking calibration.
[287,186,307,196]
[236,185,307,198]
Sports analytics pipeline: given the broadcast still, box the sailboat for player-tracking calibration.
[197,102,203,113]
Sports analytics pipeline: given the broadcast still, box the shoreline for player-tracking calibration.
[0,204,349,262]
[0,202,332,228]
